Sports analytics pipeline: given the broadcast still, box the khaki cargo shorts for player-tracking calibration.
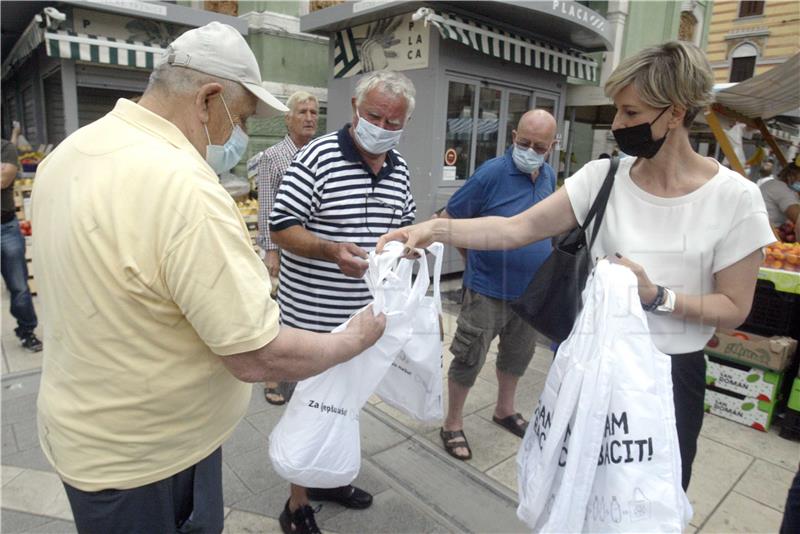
[448,288,538,387]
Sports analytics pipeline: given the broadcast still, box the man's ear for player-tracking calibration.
[195,82,224,124]
[511,130,517,144]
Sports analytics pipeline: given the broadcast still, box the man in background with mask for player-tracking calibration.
[437,109,557,462]
[31,22,386,533]
[269,70,416,534]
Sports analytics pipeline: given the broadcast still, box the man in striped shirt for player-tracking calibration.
[269,70,416,534]
[249,91,320,406]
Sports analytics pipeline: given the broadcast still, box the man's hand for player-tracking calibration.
[344,304,386,348]
[263,250,280,278]
[329,242,369,278]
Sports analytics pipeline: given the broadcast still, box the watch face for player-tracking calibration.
[653,288,675,315]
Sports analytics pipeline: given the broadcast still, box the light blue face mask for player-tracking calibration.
[791,182,800,193]
[354,111,403,155]
[204,94,249,174]
[512,144,546,175]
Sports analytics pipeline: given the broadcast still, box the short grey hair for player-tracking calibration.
[285,91,318,114]
[354,70,416,119]
[604,41,713,127]
[146,64,247,102]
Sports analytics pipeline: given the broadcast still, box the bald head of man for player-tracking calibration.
[511,109,558,181]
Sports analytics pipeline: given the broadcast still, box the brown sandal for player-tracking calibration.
[492,413,528,438]
[440,428,472,461]
[264,386,286,406]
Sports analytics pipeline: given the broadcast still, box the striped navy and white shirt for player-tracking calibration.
[269,124,416,332]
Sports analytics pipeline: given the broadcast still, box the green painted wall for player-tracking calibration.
[248,34,328,87]
[623,1,712,56]
[173,1,303,17]
[245,1,304,17]
[622,1,680,57]
[572,122,595,170]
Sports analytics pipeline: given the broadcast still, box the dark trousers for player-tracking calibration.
[63,447,224,534]
[670,350,707,491]
[781,466,800,534]
[1,218,37,336]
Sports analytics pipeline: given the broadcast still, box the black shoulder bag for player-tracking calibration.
[510,157,619,343]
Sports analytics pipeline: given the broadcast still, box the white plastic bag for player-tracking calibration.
[375,242,444,423]
[268,242,429,488]
[517,260,691,532]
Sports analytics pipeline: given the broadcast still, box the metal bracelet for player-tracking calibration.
[642,285,664,312]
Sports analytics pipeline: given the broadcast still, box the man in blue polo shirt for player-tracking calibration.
[439,109,558,461]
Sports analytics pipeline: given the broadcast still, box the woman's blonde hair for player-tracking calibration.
[604,41,714,126]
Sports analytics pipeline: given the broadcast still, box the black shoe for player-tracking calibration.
[19,332,43,353]
[279,499,321,534]
[306,485,372,509]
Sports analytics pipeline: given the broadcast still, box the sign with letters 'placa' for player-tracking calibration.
[333,12,429,79]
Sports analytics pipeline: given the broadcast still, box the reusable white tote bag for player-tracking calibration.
[375,242,445,423]
[269,242,430,488]
[517,260,691,533]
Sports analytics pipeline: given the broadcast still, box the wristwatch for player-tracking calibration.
[642,286,675,315]
[642,285,676,315]
[653,286,676,315]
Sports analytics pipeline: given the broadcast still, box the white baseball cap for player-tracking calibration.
[157,22,288,118]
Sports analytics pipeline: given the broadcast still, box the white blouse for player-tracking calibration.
[565,157,775,354]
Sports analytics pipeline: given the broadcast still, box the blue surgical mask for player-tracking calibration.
[354,111,403,154]
[512,144,546,175]
[791,182,800,193]
[204,94,249,174]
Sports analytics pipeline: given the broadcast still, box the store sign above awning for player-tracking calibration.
[412,8,597,83]
[333,11,429,79]
[45,30,166,69]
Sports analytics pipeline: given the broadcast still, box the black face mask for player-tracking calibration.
[612,107,670,159]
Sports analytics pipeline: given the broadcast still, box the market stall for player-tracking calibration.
[705,52,799,175]
[701,54,800,439]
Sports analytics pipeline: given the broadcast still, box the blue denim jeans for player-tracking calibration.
[1,218,37,336]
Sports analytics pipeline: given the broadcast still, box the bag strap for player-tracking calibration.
[582,157,618,249]
[427,242,444,314]
[365,241,407,314]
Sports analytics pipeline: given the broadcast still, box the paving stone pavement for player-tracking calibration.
[2,286,798,533]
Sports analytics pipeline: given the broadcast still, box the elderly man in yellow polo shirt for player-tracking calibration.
[31,22,385,533]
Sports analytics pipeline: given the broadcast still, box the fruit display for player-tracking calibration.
[763,242,800,272]
[19,219,31,236]
[236,198,258,217]
[775,220,796,243]
[18,151,44,172]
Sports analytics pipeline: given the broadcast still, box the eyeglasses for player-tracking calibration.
[364,193,401,237]
[515,141,551,155]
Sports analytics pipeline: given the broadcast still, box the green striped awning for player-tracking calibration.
[412,8,597,82]
[45,31,166,69]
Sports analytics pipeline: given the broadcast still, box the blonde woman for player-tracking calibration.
[378,41,775,490]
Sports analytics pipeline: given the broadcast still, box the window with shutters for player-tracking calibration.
[21,85,37,146]
[738,1,764,18]
[44,74,66,145]
[729,43,758,82]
